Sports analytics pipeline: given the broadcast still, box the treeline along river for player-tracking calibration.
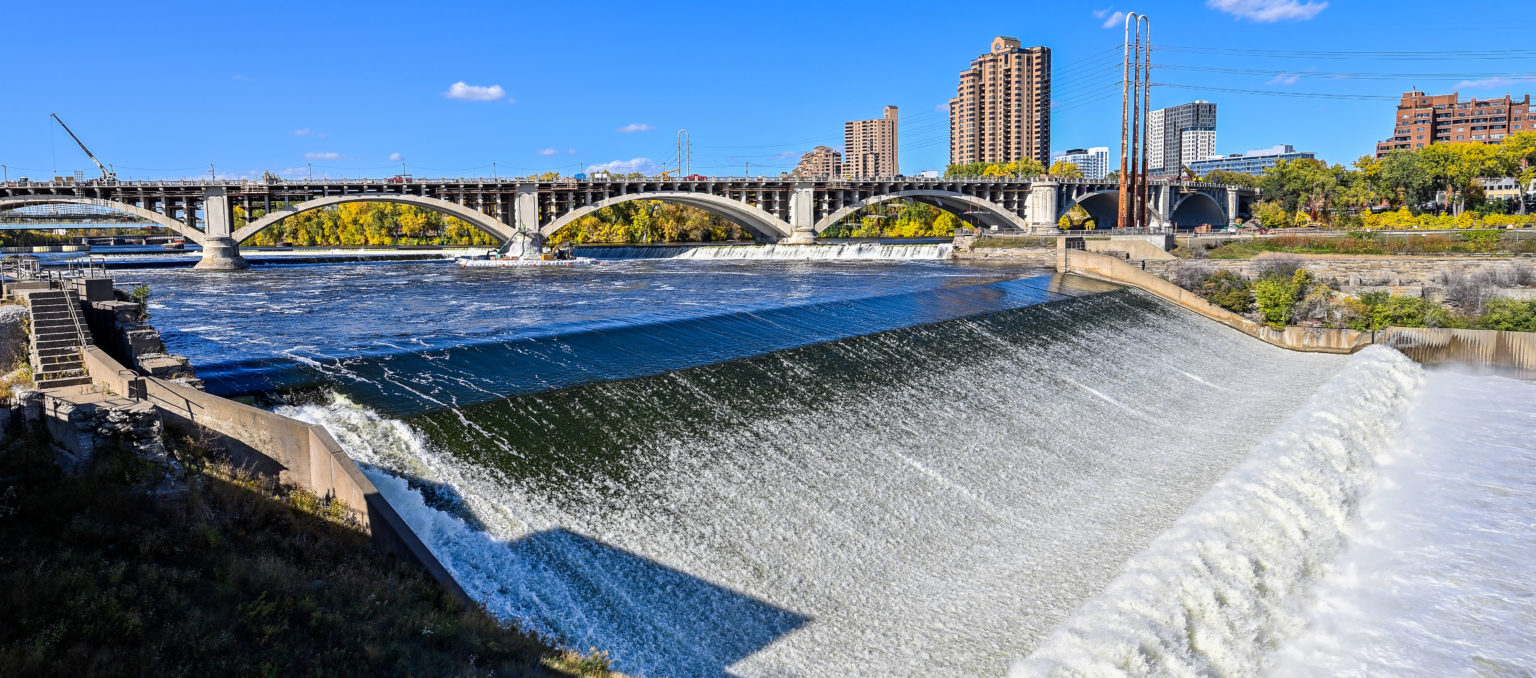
[124,248,1535,677]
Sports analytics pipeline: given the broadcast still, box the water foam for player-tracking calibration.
[1263,369,1536,676]
[1013,346,1423,677]
[282,292,1355,677]
[580,242,953,261]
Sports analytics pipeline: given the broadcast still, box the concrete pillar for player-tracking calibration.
[504,184,544,258]
[1154,184,1173,229]
[786,183,817,244]
[1025,181,1059,234]
[1226,189,1241,227]
[194,188,250,270]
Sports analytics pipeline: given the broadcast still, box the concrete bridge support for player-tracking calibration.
[1026,182,1059,234]
[193,188,250,270]
[508,184,545,257]
[1226,190,1241,227]
[786,184,817,244]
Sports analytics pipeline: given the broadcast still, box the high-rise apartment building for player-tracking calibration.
[1147,101,1217,175]
[1058,147,1109,178]
[844,106,899,178]
[792,145,842,178]
[948,36,1051,167]
[1375,90,1533,158]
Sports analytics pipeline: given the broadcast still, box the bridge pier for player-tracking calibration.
[1226,190,1241,228]
[193,188,249,270]
[785,183,818,244]
[1026,181,1060,234]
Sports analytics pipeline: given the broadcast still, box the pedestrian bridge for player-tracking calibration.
[0,176,1256,269]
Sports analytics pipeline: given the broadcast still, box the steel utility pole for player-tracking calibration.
[1138,17,1152,231]
[1118,13,1138,230]
[677,130,691,176]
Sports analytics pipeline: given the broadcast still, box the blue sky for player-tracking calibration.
[3,0,1534,181]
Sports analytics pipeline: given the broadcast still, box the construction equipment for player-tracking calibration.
[658,169,681,179]
[1181,164,1199,182]
[50,114,115,182]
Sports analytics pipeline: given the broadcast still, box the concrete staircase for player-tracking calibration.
[27,289,95,390]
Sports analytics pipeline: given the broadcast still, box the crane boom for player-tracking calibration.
[50,113,113,180]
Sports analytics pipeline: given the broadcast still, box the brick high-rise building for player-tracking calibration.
[1147,101,1217,175]
[792,145,842,178]
[844,106,899,178]
[948,36,1051,168]
[1375,90,1533,158]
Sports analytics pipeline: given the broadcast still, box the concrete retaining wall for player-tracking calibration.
[1061,249,1371,353]
[1377,327,1536,378]
[81,345,470,604]
[1060,248,1536,373]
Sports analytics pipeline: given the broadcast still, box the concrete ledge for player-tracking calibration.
[80,345,471,605]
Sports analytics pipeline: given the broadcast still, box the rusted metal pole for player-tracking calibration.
[1138,16,1152,231]
[1129,19,1142,229]
[1118,13,1137,230]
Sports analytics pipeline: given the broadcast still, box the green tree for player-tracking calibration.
[1202,170,1261,188]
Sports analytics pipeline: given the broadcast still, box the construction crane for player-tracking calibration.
[50,113,115,182]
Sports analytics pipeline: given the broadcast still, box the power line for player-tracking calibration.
[1152,82,1400,101]
[1157,64,1536,81]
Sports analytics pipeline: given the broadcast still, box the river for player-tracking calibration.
[121,246,1535,677]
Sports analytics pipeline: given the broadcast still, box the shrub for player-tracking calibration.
[1201,270,1252,312]
[1476,298,1536,332]
[1173,262,1214,291]
[1254,256,1303,281]
[1254,276,1298,329]
[1350,292,1453,330]
[1438,269,1494,316]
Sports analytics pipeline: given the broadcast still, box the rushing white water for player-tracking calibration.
[1015,346,1423,677]
[1263,369,1536,677]
[283,292,1356,677]
[672,242,953,260]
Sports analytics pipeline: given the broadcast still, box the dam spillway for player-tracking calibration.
[122,255,1535,677]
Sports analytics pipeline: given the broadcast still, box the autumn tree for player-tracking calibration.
[1048,160,1083,179]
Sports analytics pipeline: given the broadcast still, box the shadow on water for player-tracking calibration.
[371,463,810,676]
[506,527,811,675]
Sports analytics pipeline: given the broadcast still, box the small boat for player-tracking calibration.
[162,238,185,250]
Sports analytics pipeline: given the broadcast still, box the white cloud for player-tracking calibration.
[567,148,579,155]
[935,103,948,112]
[387,152,403,162]
[303,152,340,160]
[444,81,509,101]
[772,151,799,160]
[587,157,657,175]
[1266,73,1300,85]
[293,128,312,136]
[1206,0,1327,22]
[537,148,558,156]
[1101,10,1127,28]
[1453,76,1536,90]
[616,123,654,133]
[1092,7,1112,18]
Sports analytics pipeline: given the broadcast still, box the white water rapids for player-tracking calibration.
[281,296,1532,677]
[671,242,954,260]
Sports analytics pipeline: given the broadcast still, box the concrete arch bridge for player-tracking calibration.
[0,177,1256,269]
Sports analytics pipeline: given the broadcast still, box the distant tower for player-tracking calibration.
[843,106,899,178]
[949,37,1051,167]
[1147,101,1217,175]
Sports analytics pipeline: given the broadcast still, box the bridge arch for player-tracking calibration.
[0,196,209,245]
[540,191,794,241]
[1169,192,1226,229]
[810,190,1028,234]
[1055,190,1121,230]
[231,193,516,245]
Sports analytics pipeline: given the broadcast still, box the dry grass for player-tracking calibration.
[0,435,607,678]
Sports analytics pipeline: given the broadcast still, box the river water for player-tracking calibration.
[121,247,1534,677]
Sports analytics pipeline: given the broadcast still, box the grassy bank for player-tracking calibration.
[0,434,608,678]
[1195,232,1536,259]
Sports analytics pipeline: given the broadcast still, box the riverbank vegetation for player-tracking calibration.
[1190,231,1536,259]
[235,204,500,247]
[0,433,606,677]
[545,200,754,244]
[817,200,961,239]
[1173,260,1536,331]
[1207,133,1536,229]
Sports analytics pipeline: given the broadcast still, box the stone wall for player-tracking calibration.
[1144,255,1536,297]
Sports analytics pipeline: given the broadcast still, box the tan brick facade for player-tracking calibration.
[949,36,1051,167]
[844,106,899,178]
[792,146,842,178]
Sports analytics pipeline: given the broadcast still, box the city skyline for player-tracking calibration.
[4,0,1536,180]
